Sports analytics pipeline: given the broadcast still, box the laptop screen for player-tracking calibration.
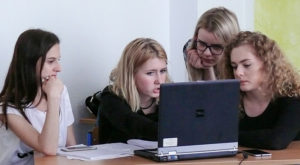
[158,80,240,148]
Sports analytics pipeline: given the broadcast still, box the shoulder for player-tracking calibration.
[0,106,22,116]
[100,86,132,112]
[183,39,193,59]
[61,85,69,96]
[101,86,121,100]
[59,85,71,105]
[274,97,300,113]
[102,85,112,95]
[276,97,300,105]
[183,39,193,50]
[101,86,124,102]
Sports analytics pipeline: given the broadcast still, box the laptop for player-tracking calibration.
[134,79,240,162]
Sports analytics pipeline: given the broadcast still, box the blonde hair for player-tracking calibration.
[187,7,240,81]
[221,31,300,99]
[110,38,171,112]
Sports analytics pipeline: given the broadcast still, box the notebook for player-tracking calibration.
[134,79,240,162]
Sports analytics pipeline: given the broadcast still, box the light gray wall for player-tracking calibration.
[0,0,254,144]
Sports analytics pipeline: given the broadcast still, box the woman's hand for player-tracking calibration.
[187,49,213,69]
[42,76,64,98]
[187,49,204,69]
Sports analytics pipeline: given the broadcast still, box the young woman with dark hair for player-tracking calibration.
[0,29,76,164]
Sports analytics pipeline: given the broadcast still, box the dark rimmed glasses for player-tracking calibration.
[195,40,224,55]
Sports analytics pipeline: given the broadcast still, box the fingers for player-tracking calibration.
[189,55,198,67]
[187,49,204,69]
[42,76,64,97]
[42,75,58,83]
[187,50,198,62]
[41,76,58,88]
[42,76,50,83]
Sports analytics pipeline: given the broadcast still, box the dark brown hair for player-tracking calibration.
[0,29,59,129]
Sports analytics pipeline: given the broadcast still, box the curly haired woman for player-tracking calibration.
[221,31,300,150]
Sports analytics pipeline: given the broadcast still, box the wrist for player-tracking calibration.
[47,94,61,100]
[202,66,213,70]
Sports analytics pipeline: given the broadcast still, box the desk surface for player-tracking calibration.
[35,141,300,165]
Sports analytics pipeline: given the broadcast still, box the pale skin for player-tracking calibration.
[230,44,271,117]
[134,57,167,115]
[187,28,224,80]
[6,44,76,155]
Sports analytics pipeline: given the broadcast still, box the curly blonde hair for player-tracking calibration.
[186,7,240,81]
[110,38,171,112]
[220,31,300,99]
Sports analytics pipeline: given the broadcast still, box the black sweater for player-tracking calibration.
[98,86,158,144]
[239,97,300,150]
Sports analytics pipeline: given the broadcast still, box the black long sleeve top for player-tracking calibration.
[239,97,300,150]
[98,86,158,144]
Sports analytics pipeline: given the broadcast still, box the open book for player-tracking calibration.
[57,140,157,161]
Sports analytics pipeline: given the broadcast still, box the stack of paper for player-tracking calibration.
[127,139,158,149]
[57,143,142,161]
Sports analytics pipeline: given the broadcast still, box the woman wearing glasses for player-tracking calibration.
[183,7,240,81]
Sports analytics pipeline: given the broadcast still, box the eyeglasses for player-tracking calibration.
[195,40,224,55]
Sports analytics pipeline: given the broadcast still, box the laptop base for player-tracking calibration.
[134,149,237,162]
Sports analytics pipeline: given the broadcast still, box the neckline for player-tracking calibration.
[141,99,155,110]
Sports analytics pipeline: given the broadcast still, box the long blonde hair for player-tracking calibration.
[110,38,171,112]
[187,7,240,81]
[221,31,300,99]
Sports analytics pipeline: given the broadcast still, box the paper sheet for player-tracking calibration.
[127,139,158,149]
[57,143,142,161]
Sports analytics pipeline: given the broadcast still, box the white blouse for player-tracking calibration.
[0,86,74,165]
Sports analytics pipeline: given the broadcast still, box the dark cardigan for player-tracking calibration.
[98,86,158,144]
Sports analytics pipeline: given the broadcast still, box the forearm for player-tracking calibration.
[39,96,60,155]
[125,113,157,139]
[66,125,76,146]
[203,67,216,80]
[107,109,157,138]
[239,128,296,150]
[102,91,158,140]
[136,120,158,140]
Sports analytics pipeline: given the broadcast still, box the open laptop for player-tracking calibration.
[134,79,240,162]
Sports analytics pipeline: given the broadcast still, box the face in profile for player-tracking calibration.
[196,28,224,67]
[230,44,265,92]
[36,44,62,82]
[134,57,167,100]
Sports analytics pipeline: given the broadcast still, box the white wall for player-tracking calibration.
[0,0,170,144]
[0,0,254,144]
[169,0,198,82]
